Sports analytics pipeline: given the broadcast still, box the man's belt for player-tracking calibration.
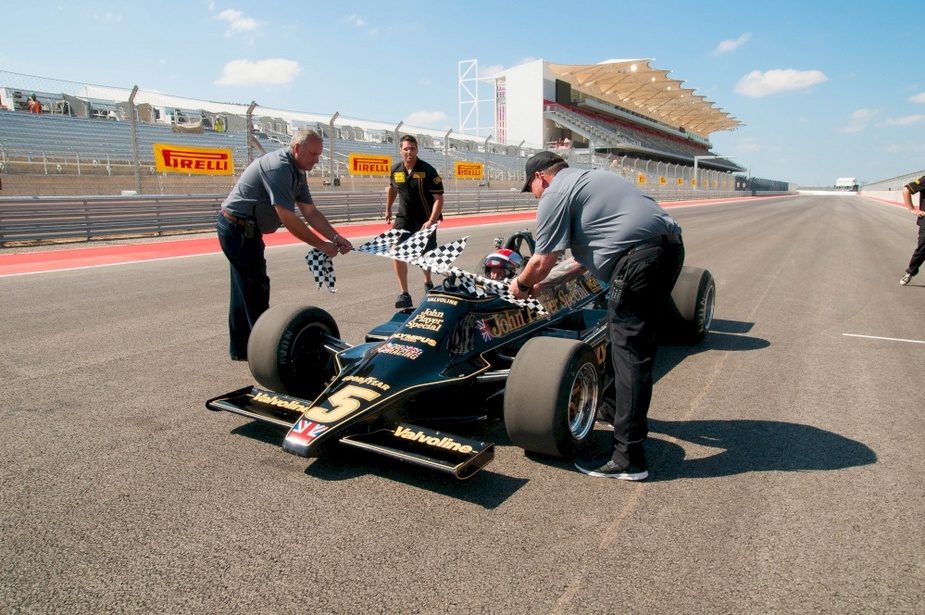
[221,209,248,226]
[628,233,683,252]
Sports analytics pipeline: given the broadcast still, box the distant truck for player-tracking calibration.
[835,177,859,191]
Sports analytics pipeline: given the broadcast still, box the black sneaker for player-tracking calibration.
[575,456,648,481]
[424,281,435,293]
[395,292,412,308]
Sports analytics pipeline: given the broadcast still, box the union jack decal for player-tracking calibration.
[287,418,328,443]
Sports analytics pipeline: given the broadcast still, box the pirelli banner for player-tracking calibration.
[153,143,234,175]
[455,161,484,180]
[348,153,392,176]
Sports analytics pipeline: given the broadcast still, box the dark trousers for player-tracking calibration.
[906,217,925,276]
[217,213,269,359]
[606,241,684,467]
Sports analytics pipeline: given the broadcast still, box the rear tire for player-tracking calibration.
[504,337,599,457]
[247,304,340,400]
[668,267,715,344]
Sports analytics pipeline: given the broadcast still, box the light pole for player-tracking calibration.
[329,111,339,186]
[444,128,452,181]
[245,101,257,164]
[693,155,735,190]
[483,134,491,188]
[394,121,404,160]
[128,85,140,194]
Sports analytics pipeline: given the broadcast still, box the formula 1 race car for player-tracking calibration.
[206,229,715,480]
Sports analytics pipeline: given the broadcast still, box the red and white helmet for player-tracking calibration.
[483,249,523,278]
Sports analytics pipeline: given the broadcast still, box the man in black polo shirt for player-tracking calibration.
[385,134,445,308]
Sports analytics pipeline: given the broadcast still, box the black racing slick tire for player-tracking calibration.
[247,304,340,400]
[504,337,599,458]
[668,266,715,344]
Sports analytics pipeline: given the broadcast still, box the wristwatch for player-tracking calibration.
[516,277,530,293]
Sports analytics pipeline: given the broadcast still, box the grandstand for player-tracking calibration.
[470,58,744,174]
[0,62,784,199]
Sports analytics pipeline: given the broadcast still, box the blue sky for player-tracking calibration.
[2,0,922,187]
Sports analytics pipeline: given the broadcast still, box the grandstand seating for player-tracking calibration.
[0,110,279,164]
[0,109,533,182]
[543,103,715,162]
[0,104,731,182]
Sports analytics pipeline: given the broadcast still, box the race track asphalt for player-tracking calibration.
[1,194,922,614]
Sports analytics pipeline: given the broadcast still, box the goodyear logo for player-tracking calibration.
[455,161,483,179]
[348,153,392,176]
[153,143,233,175]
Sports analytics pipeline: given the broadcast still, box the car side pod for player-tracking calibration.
[338,423,494,480]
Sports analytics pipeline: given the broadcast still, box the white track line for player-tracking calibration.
[843,333,925,345]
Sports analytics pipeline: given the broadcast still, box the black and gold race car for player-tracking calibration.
[206,229,715,480]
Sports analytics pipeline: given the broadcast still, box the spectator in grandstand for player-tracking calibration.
[27,93,41,114]
[510,151,684,481]
[217,128,353,361]
[899,175,925,286]
[483,248,523,280]
[385,134,445,308]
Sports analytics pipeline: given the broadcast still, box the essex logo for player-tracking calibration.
[153,143,233,175]
[348,154,392,176]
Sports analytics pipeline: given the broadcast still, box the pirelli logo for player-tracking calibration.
[153,143,234,175]
[348,153,392,176]
[455,161,483,179]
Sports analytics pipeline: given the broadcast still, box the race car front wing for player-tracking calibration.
[206,387,494,480]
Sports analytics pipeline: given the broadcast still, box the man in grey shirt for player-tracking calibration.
[217,128,352,361]
[510,152,683,480]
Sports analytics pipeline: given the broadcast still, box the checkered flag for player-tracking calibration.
[448,266,548,316]
[416,237,468,274]
[388,224,437,262]
[355,229,408,256]
[305,249,337,293]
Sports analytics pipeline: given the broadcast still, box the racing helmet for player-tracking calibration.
[483,248,523,279]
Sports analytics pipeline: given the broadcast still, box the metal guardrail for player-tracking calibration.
[0,190,537,246]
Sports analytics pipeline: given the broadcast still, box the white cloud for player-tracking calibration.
[733,137,761,153]
[910,92,925,104]
[838,108,878,133]
[215,59,301,86]
[882,114,925,127]
[94,12,122,23]
[344,13,377,36]
[479,64,505,78]
[218,9,261,36]
[734,69,828,97]
[404,110,450,129]
[712,33,751,55]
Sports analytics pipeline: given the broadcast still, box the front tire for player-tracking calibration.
[247,304,340,399]
[504,337,599,457]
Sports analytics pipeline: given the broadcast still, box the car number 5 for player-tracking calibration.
[303,385,381,423]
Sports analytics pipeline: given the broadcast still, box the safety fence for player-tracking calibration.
[0,190,537,246]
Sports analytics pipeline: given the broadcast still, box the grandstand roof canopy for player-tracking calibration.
[546,59,742,138]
